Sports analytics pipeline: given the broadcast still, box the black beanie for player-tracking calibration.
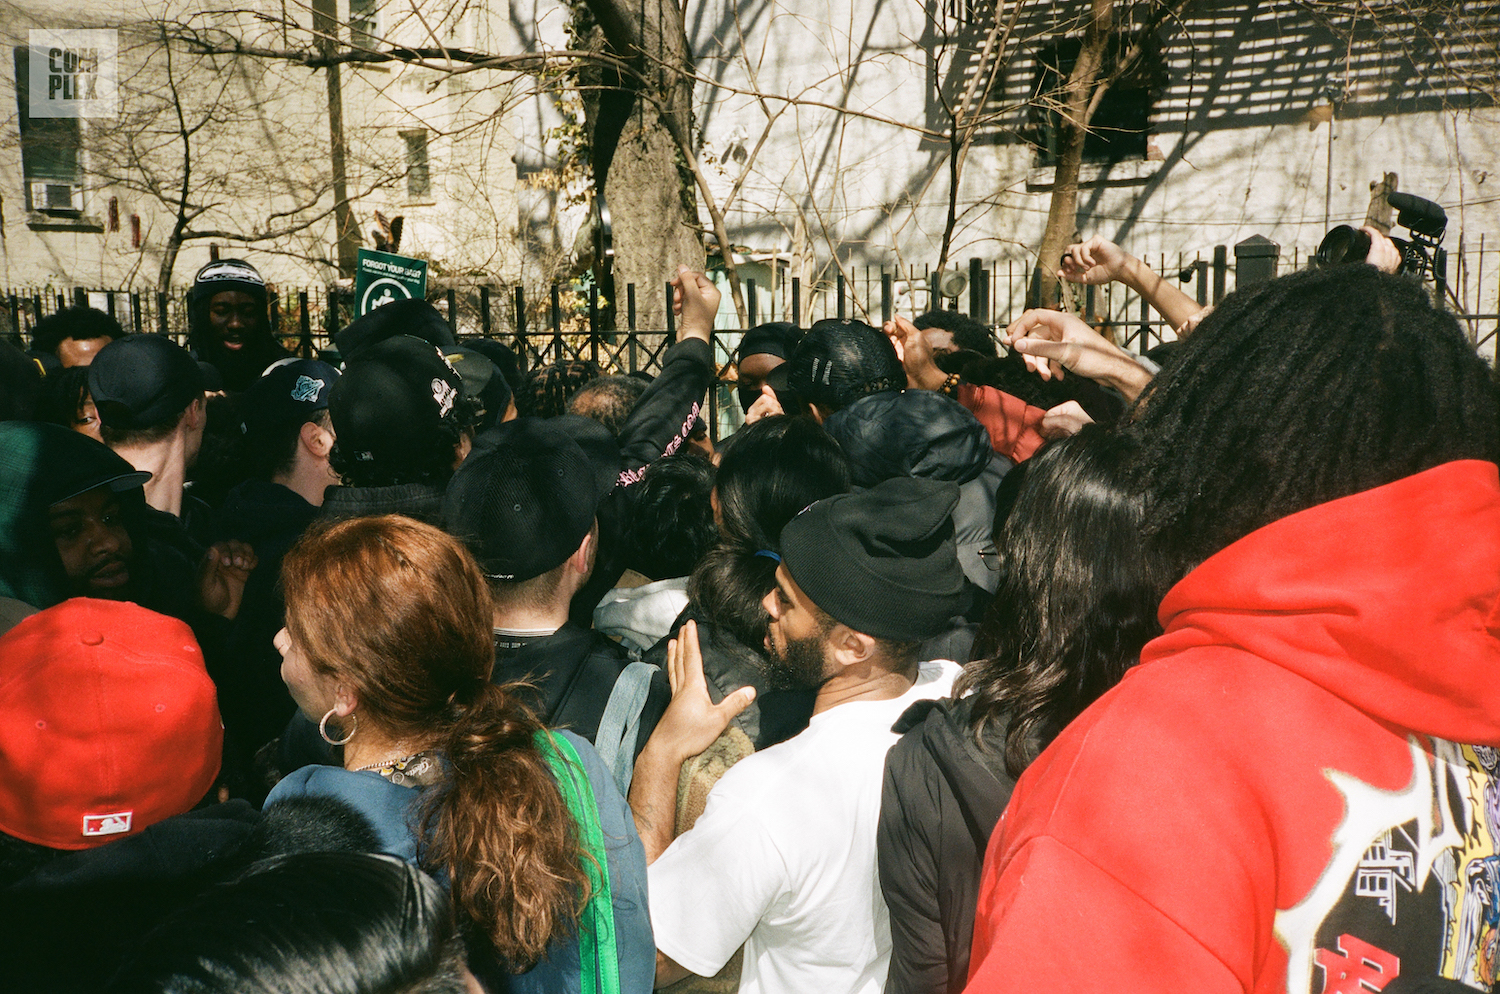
[779,477,966,641]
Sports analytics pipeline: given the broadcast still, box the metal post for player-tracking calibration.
[550,285,562,363]
[514,286,526,367]
[299,291,311,358]
[156,292,168,337]
[665,283,676,343]
[627,283,638,373]
[1434,247,1449,311]
[968,258,982,316]
[791,278,801,327]
[589,286,599,363]
[837,272,846,321]
[746,279,757,327]
[881,273,892,324]
[1212,245,1228,303]
[479,286,491,336]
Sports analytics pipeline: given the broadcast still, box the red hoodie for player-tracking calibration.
[966,460,1500,994]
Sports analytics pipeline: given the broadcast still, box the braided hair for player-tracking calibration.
[1121,264,1500,594]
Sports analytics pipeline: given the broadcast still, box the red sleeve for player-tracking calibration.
[956,383,1048,463]
[965,835,1243,994]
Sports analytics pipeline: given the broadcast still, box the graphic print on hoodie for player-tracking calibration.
[966,460,1500,994]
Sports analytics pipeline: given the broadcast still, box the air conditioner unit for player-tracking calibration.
[30,180,84,214]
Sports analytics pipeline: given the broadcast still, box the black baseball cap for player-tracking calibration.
[787,319,905,411]
[441,345,511,431]
[88,335,206,431]
[444,417,615,581]
[239,358,340,445]
[329,336,462,467]
[336,299,457,361]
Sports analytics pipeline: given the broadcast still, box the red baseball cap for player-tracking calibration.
[0,598,223,850]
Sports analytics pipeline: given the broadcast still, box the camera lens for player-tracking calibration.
[1314,225,1371,267]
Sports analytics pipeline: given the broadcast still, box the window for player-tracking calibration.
[1026,36,1158,167]
[401,129,430,198]
[350,0,379,50]
[12,46,84,216]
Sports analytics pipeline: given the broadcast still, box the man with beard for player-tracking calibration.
[187,259,290,393]
[0,422,255,623]
[630,477,967,994]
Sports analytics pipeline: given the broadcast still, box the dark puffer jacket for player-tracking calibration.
[877,696,1016,994]
[824,390,1010,593]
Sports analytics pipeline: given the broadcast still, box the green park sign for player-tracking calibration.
[354,248,428,316]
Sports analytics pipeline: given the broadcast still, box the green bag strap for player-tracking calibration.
[534,730,621,994]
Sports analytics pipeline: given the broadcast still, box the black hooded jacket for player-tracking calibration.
[878,696,1016,994]
[188,303,291,394]
[824,390,1010,595]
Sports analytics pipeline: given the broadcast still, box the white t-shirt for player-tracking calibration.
[648,659,962,994]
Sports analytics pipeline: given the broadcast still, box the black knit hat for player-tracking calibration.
[786,319,906,411]
[444,417,613,581]
[780,477,965,640]
[190,259,268,306]
[328,336,462,467]
[88,335,206,431]
[737,322,802,363]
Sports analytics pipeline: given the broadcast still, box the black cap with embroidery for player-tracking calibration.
[239,358,340,446]
[328,336,462,468]
[189,259,267,305]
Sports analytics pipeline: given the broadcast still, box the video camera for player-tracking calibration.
[1314,192,1447,280]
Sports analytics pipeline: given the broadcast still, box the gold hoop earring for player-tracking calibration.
[319,707,356,746]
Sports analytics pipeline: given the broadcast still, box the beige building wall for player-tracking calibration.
[0,0,523,297]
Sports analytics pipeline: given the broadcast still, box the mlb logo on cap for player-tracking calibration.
[82,811,133,837]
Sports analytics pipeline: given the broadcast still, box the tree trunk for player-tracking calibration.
[1034,0,1113,308]
[575,0,704,331]
[606,110,705,329]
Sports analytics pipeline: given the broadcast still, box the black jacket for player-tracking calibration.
[642,611,815,751]
[494,622,670,758]
[878,696,1016,994]
[0,796,377,993]
[570,337,715,627]
[212,479,321,797]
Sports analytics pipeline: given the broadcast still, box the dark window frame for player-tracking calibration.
[400,128,431,199]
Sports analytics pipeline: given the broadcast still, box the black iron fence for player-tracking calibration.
[9,237,1499,404]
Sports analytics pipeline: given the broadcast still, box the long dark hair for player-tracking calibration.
[960,428,1167,778]
[1122,265,1500,598]
[688,416,851,647]
[281,516,587,969]
[109,852,468,994]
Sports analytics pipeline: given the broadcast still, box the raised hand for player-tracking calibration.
[1060,236,1132,286]
[671,266,721,342]
[198,540,258,620]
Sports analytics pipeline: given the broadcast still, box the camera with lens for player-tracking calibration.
[1314,192,1447,280]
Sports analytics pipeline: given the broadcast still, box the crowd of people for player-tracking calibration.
[1,228,1497,994]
